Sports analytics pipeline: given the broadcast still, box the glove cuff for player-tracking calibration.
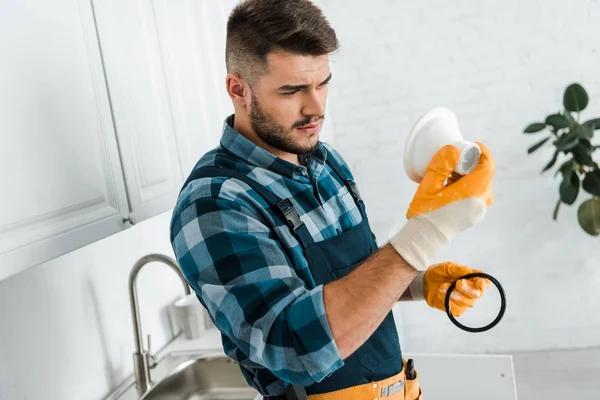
[388,217,448,271]
[408,271,425,300]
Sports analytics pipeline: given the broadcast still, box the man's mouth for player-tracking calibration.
[296,120,323,133]
[298,122,319,129]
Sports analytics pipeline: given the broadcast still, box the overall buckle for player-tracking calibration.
[277,198,304,231]
[346,179,363,203]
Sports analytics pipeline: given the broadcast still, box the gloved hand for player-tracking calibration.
[408,261,492,317]
[389,142,495,270]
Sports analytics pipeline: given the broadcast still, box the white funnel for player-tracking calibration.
[404,107,481,183]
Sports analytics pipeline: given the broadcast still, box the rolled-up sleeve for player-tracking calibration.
[170,196,344,386]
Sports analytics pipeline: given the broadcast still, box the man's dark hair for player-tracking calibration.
[226,0,339,87]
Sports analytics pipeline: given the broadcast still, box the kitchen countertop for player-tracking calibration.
[106,328,518,400]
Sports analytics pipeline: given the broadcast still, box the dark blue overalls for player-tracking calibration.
[181,149,403,397]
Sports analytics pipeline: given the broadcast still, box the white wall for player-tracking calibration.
[315,0,600,353]
[0,211,185,400]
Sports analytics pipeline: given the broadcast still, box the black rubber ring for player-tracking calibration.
[444,272,506,333]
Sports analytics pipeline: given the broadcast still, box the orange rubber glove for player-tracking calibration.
[389,142,495,270]
[408,262,492,316]
[405,142,494,219]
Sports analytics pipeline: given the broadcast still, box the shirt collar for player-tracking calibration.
[219,115,327,179]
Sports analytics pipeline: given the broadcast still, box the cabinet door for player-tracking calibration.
[92,0,184,224]
[152,0,234,177]
[0,0,130,280]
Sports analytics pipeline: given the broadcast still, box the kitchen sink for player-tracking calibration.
[140,353,259,400]
[106,351,260,400]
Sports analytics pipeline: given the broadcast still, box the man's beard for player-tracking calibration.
[249,95,322,156]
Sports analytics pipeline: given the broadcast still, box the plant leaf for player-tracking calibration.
[553,198,561,220]
[542,150,559,172]
[579,139,593,152]
[524,123,546,133]
[546,114,570,130]
[582,170,600,196]
[575,124,594,139]
[559,170,580,205]
[563,111,576,128]
[583,118,600,130]
[577,197,600,236]
[572,140,595,166]
[555,132,580,152]
[564,83,589,112]
[556,158,577,177]
[528,137,550,153]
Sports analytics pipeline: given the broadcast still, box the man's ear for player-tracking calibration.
[226,73,249,109]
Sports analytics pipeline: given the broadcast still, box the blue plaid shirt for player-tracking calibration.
[170,115,375,393]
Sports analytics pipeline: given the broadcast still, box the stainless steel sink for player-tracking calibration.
[140,353,259,400]
[106,350,260,400]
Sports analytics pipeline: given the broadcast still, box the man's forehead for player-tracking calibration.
[265,52,330,82]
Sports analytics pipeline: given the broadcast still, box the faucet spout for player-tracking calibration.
[128,253,190,396]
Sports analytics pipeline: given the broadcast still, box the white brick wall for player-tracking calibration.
[316,0,600,353]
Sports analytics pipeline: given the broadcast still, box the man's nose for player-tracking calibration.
[302,89,326,118]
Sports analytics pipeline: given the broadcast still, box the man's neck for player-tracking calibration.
[232,113,300,166]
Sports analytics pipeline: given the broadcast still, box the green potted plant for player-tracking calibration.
[523,83,600,236]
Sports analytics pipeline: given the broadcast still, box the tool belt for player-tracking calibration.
[273,359,420,400]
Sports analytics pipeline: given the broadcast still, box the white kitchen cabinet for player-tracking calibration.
[0,0,235,281]
[0,0,130,280]
[152,0,234,176]
[92,0,185,224]
[0,0,336,281]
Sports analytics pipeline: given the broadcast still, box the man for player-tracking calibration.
[169,0,495,399]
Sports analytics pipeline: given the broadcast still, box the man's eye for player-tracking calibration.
[283,90,299,96]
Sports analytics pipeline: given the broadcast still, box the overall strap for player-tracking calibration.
[323,149,367,218]
[180,166,314,248]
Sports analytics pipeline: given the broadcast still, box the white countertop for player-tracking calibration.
[108,328,518,400]
[168,329,518,399]
[403,352,518,400]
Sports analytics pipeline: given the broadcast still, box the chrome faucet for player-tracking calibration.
[128,253,191,396]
